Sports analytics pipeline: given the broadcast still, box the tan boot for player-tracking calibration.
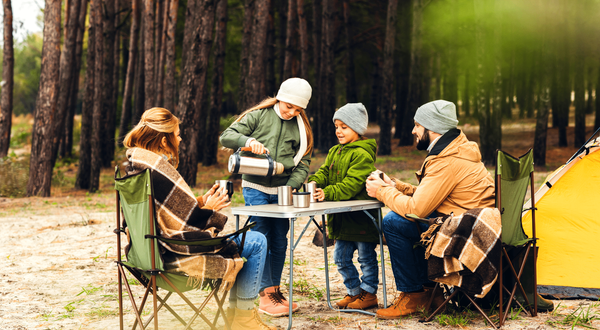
[258,286,290,317]
[274,286,299,312]
[231,308,277,330]
[347,290,378,310]
[225,308,235,328]
[335,293,360,308]
[376,291,430,319]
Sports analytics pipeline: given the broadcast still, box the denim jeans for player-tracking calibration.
[229,231,267,301]
[242,187,290,291]
[382,211,434,292]
[333,239,379,295]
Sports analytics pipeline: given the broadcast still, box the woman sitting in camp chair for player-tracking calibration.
[123,107,274,330]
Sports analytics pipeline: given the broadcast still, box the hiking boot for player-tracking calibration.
[259,286,292,317]
[226,307,235,327]
[424,286,447,313]
[274,285,299,312]
[231,308,277,330]
[376,291,430,319]
[347,290,378,310]
[336,293,360,308]
[515,292,555,312]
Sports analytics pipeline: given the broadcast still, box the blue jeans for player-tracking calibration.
[334,239,379,295]
[230,231,267,301]
[382,211,434,292]
[243,187,289,291]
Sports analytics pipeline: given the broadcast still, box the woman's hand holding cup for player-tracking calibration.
[203,186,231,211]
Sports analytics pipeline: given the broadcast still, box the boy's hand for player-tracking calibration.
[314,188,325,201]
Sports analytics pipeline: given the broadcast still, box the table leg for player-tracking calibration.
[235,215,239,231]
[287,217,295,330]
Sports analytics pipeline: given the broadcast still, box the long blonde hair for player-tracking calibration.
[235,97,314,156]
[123,107,181,168]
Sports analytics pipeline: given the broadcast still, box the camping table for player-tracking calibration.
[232,200,387,330]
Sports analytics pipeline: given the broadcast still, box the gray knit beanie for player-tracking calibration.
[332,103,369,136]
[413,100,459,135]
[276,77,312,109]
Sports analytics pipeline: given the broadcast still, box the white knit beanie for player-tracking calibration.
[276,78,312,109]
[332,103,369,136]
[413,100,459,135]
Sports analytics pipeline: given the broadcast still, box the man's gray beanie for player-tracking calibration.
[413,100,459,135]
[332,103,368,136]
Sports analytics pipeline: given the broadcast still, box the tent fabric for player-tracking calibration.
[522,140,600,295]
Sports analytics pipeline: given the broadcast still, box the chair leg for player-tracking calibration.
[423,289,458,322]
[462,293,498,329]
[118,265,147,330]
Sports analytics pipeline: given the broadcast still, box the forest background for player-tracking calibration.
[0,0,599,197]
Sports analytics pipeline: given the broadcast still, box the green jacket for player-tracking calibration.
[308,138,379,243]
[219,107,311,190]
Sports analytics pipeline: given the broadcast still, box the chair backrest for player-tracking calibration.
[115,169,164,272]
[495,149,534,246]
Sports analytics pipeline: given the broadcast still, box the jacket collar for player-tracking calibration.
[428,128,461,156]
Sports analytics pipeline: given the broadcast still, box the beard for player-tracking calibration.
[416,129,431,151]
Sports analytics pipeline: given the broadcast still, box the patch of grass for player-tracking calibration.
[375,156,407,164]
[86,304,118,318]
[289,278,324,301]
[546,304,599,329]
[436,313,470,327]
[0,153,29,197]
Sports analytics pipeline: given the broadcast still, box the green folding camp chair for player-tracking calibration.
[114,168,253,330]
[496,149,539,326]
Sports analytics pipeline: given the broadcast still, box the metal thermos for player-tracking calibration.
[215,180,234,201]
[229,147,285,177]
[277,186,293,206]
[303,182,318,202]
[292,192,311,208]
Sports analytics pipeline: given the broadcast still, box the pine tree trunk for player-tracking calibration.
[244,0,269,108]
[163,0,178,111]
[573,2,586,148]
[296,0,308,79]
[90,0,106,192]
[27,0,61,197]
[399,0,422,146]
[176,0,216,186]
[0,0,14,158]
[265,1,275,94]
[282,0,296,80]
[101,0,116,168]
[378,0,397,156]
[119,0,141,143]
[143,0,155,109]
[276,0,286,84]
[342,0,356,103]
[318,0,336,151]
[394,0,411,138]
[311,0,322,144]
[133,31,146,124]
[238,0,254,112]
[75,10,95,190]
[204,0,227,167]
[474,0,492,163]
[534,1,553,167]
[155,0,168,106]
[52,0,82,167]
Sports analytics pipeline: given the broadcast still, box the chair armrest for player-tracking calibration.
[405,213,434,226]
[145,222,257,248]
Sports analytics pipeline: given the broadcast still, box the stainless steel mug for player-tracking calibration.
[303,182,318,202]
[215,180,234,201]
[277,186,293,206]
[292,192,311,208]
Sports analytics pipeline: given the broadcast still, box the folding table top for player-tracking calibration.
[231,200,384,218]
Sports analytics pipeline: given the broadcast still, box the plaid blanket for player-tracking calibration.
[126,147,244,291]
[424,208,501,298]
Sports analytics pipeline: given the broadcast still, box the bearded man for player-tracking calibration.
[366,100,495,319]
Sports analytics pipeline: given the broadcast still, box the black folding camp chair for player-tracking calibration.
[114,168,254,330]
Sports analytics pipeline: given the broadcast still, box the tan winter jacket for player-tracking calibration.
[376,129,495,217]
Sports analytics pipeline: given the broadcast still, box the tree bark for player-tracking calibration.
[133,29,146,124]
[282,0,296,80]
[204,0,227,166]
[90,0,106,192]
[378,0,397,156]
[573,2,586,148]
[176,0,216,186]
[311,0,322,144]
[265,0,275,93]
[394,0,411,138]
[143,0,155,109]
[52,0,82,167]
[244,0,269,108]
[342,0,356,103]
[276,0,286,85]
[399,0,422,146]
[27,0,61,196]
[75,7,95,190]
[155,0,168,106]
[238,0,254,112]
[296,0,308,79]
[0,0,14,158]
[317,0,336,151]
[119,0,141,143]
[163,0,178,111]
[101,0,116,168]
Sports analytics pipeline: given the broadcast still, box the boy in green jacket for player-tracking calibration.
[308,103,380,310]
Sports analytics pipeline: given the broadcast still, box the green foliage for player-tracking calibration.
[546,303,600,329]
[0,153,29,197]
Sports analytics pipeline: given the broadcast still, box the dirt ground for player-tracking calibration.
[2,120,600,329]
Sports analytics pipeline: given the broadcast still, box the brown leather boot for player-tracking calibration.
[226,308,235,328]
[336,293,360,308]
[274,285,299,312]
[258,286,290,317]
[376,291,430,319]
[231,308,277,330]
[347,290,378,310]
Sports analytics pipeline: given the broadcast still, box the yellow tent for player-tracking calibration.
[522,137,600,297]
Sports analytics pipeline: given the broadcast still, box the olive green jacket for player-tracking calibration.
[219,107,311,190]
[308,138,379,243]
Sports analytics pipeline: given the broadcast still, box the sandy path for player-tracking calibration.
[1,206,598,330]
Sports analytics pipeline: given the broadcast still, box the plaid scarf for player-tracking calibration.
[126,148,243,291]
[424,208,501,298]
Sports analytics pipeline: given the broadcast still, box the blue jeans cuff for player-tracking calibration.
[348,286,362,296]
[360,283,377,295]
